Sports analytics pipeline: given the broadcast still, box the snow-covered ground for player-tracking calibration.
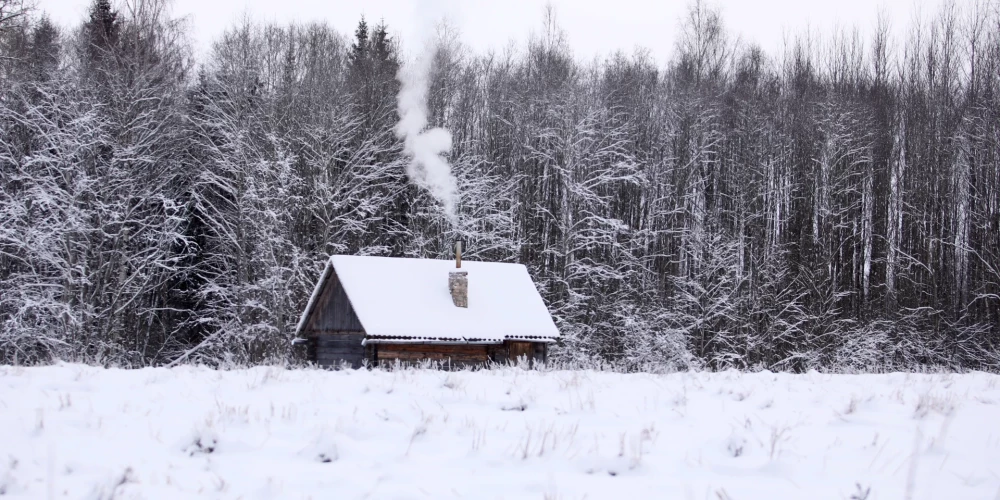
[1,364,998,499]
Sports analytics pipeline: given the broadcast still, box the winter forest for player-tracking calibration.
[1,0,998,371]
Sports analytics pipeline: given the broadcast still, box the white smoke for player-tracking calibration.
[395,5,459,225]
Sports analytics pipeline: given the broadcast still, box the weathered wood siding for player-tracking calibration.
[375,344,489,369]
[305,271,363,333]
[507,341,532,362]
[315,333,366,368]
[504,341,547,367]
[487,344,508,364]
[314,340,548,369]
[533,342,547,365]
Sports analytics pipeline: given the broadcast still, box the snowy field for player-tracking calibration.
[1,365,998,499]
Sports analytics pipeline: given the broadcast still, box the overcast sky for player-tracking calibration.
[40,0,949,63]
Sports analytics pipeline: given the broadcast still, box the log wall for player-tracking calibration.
[505,341,547,366]
[375,343,489,370]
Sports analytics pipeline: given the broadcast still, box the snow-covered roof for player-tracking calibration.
[295,255,560,343]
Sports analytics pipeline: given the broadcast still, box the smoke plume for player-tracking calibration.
[395,9,459,225]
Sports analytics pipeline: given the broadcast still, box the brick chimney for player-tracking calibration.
[449,240,467,308]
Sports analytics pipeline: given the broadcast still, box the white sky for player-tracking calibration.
[40,0,951,63]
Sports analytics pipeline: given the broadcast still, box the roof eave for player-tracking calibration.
[293,257,335,336]
[362,335,558,345]
[361,338,503,346]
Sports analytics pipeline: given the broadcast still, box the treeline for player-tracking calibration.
[1,0,998,370]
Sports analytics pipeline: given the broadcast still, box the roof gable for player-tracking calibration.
[296,255,560,342]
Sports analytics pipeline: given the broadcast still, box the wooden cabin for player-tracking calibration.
[295,254,559,369]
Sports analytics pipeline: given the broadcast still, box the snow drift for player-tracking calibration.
[1,365,998,499]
